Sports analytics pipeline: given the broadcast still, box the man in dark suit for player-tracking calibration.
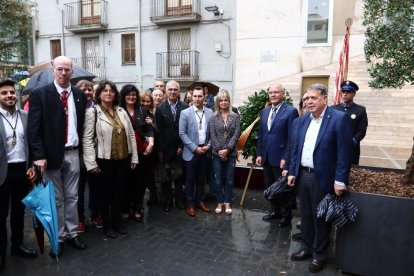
[333,80,368,165]
[0,79,37,273]
[256,84,299,227]
[288,84,352,273]
[28,56,87,258]
[155,80,189,212]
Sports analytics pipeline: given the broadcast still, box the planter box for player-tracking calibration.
[234,165,264,190]
[336,191,414,276]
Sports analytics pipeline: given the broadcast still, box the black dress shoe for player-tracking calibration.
[291,232,302,241]
[278,217,292,228]
[66,236,87,250]
[262,211,282,221]
[163,201,172,212]
[309,259,325,273]
[11,244,38,258]
[113,225,128,235]
[291,250,312,261]
[103,228,117,239]
[0,254,5,273]
[175,200,185,210]
[49,242,63,259]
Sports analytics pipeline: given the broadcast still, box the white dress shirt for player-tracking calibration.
[54,81,78,147]
[267,102,283,131]
[0,107,26,163]
[193,105,207,145]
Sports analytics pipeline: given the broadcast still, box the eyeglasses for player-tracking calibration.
[268,90,284,95]
[54,67,72,73]
[168,88,179,91]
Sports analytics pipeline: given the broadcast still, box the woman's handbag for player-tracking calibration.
[135,132,149,153]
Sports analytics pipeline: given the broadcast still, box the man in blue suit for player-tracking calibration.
[179,87,213,217]
[288,84,352,273]
[256,84,299,227]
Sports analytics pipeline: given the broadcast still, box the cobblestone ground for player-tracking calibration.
[1,187,342,276]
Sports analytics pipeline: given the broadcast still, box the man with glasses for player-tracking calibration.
[333,80,368,165]
[28,56,87,258]
[288,84,352,273]
[155,81,188,212]
[256,84,298,227]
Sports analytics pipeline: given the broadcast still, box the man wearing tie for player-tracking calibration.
[256,84,299,227]
[0,79,37,273]
[288,84,352,273]
[28,56,87,258]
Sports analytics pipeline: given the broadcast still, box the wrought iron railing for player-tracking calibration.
[72,56,106,80]
[156,51,199,80]
[64,0,108,30]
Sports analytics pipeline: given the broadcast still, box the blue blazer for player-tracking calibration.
[257,102,299,166]
[288,106,353,193]
[179,106,213,161]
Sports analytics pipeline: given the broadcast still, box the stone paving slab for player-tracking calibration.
[1,188,343,276]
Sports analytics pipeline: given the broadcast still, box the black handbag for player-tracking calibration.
[263,176,295,203]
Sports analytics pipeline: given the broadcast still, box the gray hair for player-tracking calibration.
[307,83,327,96]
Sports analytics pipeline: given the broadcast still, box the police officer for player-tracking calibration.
[333,80,368,165]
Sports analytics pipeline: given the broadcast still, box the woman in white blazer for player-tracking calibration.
[83,80,138,239]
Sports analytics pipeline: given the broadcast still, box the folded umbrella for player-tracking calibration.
[316,193,358,228]
[263,176,295,203]
[22,174,59,257]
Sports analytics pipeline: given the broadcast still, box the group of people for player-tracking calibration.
[0,54,368,274]
[0,55,242,272]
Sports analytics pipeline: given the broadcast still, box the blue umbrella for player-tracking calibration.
[22,179,59,256]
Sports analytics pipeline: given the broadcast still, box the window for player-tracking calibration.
[168,29,190,77]
[121,34,136,64]
[50,40,61,59]
[81,0,101,25]
[305,0,332,45]
[167,0,192,16]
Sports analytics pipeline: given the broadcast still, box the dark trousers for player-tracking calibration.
[298,168,331,261]
[96,158,129,228]
[123,153,153,214]
[0,162,29,255]
[161,156,185,204]
[78,167,99,221]
[185,154,208,205]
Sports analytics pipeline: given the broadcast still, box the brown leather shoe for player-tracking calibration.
[291,250,312,261]
[309,259,325,273]
[198,202,211,213]
[186,206,196,217]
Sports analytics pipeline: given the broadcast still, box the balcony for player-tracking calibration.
[150,0,201,25]
[156,51,199,81]
[72,56,106,80]
[64,1,108,33]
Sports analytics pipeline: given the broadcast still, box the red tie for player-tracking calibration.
[61,90,68,143]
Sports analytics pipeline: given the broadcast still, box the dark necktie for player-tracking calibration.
[61,90,68,143]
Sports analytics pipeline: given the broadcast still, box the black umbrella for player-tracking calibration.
[316,193,359,228]
[264,176,295,203]
[22,67,96,95]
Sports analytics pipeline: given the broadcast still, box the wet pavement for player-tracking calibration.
[1,188,344,276]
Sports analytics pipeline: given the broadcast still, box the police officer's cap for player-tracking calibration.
[340,80,359,92]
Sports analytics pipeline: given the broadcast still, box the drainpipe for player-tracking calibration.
[56,0,65,55]
[138,0,143,91]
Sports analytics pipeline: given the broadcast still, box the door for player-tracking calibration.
[81,0,101,25]
[168,29,190,77]
[83,37,100,77]
[166,0,192,16]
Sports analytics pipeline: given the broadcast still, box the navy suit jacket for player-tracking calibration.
[257,102,299,166]
[288,106,352,193]
[28,82,86,170]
